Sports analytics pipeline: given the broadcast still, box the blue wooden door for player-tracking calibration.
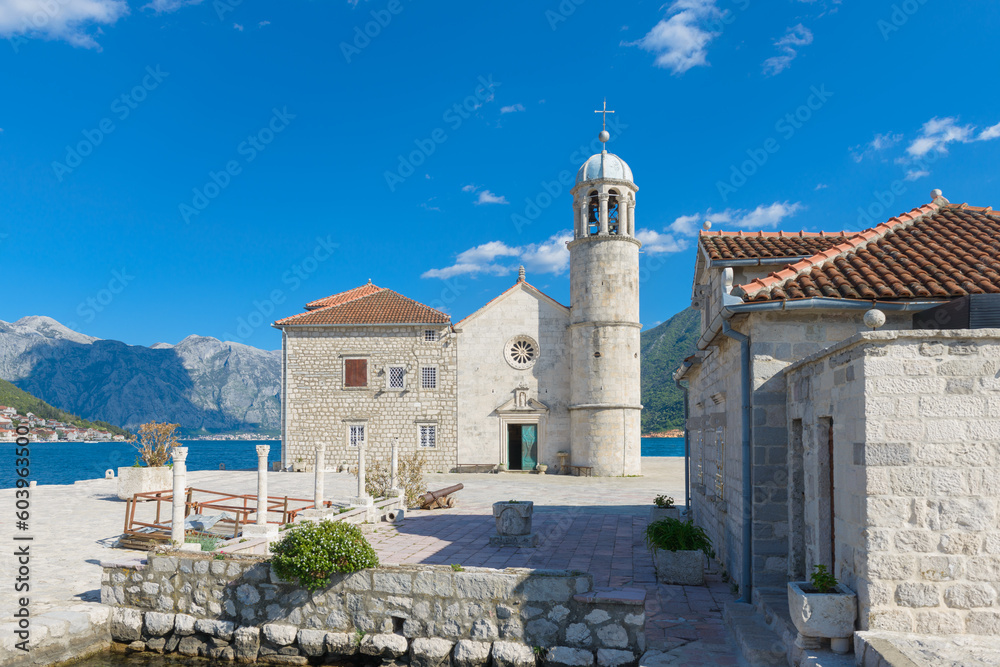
[521,425,537,471]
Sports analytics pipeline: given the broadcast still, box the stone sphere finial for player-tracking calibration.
[864,308,886,330]
[930,189,943,200]
[703,220,712,231]
[599,130,610,143]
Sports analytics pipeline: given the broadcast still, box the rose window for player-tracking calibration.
[505,335,539,370]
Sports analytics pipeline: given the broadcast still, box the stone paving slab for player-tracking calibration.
[0,458,746,665]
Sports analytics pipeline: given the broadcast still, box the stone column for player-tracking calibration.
[352,443,372,506]
[314,442,326,510]
[390,440,401,497]
[256,444,269,526]
[628,200,636,236]
[170,447,188,547]
[599,194,609,235]
[579,201,589,237]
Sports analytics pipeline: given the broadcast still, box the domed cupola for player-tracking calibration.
[575,150,634,186]
[569,108,638,240]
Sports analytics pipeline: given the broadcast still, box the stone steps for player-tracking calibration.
[723,602,787,667]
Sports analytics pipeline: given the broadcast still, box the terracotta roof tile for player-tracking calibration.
[305,283,383,310]
[275,287,450,326]
[700,230,854,261]
[741,203,1000,302]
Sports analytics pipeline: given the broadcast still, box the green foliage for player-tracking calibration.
[185,535,220,552]
[640,307,702,433]
[533,646,545,657]
[645,518,714,558]
[450,564,464,572]
[810,564,838,593]
[270,520,379,590]
[0,378,129,436]
[653,494,675,508]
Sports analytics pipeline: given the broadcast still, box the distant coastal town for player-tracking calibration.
[0,405,125,442]
[643,429,684,438]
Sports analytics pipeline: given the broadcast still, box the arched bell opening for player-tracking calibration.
[608,190,621,235]
[587,191,600,236]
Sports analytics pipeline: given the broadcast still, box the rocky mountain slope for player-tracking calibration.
[0,317,281,433]
[640,307,701,433]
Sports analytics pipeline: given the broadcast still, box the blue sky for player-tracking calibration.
[2,0,999,350]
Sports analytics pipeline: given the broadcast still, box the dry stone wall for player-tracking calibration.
[101,554,646,666]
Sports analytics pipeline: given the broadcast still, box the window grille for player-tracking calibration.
[419,424,437,448]
[388,366,405,390]
[424,330,437,342]
[349,424,366,448]
[421,367,437,389]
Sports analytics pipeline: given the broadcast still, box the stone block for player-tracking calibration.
[868,609,913,633]
[194,618,235,640]
[146,637,166,653]
[143,611,175,637]
[943,583,997,609]
[360,633,408,659]
[110,608,143,642]
[264,623,298,646]
[652,550,704,585]
[237,583,261,605]
[522,576,572,602]
[596,624,628,649]
[173,614,196,636]
[471,619,498,640]
[525,618,559,645]
[452,639,492,667]
[964,556,1000,582]
[894,583,938,608]
[913,611,963,635]
[178,635,206,657]
[410,637,455,667]
[545,646,595,667]
[966,611,1000,636]
[373,572,413,595]
[919,556,962,582]
[596,649,637,667]
[491,641,536,667]
[938,532,982,556]
[295,629,326,657]
[325,632,358,657]
[455,572,516,599]
[234,626,261,661]
[566,623,592,647]
[414,570,454,596]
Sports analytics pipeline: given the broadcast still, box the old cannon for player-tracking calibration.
[420,483,464,510]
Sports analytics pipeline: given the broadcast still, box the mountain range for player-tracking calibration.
[0,317,281,433]
[0,310,701,435]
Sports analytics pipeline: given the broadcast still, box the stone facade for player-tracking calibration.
[785,330,1000,636]
[101,554,647,663]
[455,283,572,468]
[281,324,457,472]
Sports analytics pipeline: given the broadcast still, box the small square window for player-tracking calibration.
[419,424,437,448]
[388,366,405,390]
[424,330,438,342]
[349,424,366,448]
[421,367,437,389]
[344,358,368,388]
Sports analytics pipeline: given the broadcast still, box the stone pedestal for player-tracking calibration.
[489,501,537,547]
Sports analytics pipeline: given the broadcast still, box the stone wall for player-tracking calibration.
[102,554,646,665]
[785,329,1000,636]
[282,325,458,472]
[455,283,572,469]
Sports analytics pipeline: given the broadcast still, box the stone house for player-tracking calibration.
[675,192,1000,647]
[274,133,644,476]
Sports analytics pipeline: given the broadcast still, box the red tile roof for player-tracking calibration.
[701,230,855,261]
[739,203,1000,302]
[305,283,383,310]
[274,286,450,326]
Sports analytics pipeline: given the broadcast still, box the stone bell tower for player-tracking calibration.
[568,115,642,477]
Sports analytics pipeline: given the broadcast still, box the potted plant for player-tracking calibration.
[649,494,681,523]
[645,518,713,585]
[493,500,533,536]
[535,463,548,475]
[117,422,180,500]
[787,565,857,654]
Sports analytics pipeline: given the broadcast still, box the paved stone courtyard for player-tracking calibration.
[0,458,745,666]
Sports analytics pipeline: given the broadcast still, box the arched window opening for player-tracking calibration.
[587,191,600,235]
[608,191,621,235]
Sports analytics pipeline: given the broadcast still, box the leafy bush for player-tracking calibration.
[645,518,714,558]
[185,535,220,552]
[653,494,675,508]
[810,564,838,593]
[129,422,181,467]
[270,520,379,590]
[365,450,427,508]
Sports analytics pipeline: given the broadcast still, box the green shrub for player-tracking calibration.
[645,518,714,558]
[653,494,675,508]
[365,451,427,508]
[270,520,379,590]
[809,564,838,593]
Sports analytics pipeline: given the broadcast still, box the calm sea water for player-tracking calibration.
[2,437,682,489]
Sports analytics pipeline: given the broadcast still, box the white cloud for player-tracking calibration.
[0,0,128,49]
[635,229,688,255]
[850,132,903,162]
[762,24,813,76]
[630,0,724,74]
[233,23,243,31]
[978,121,1000,141]
[258,20,270,27]
[500,103,526,114]
[476,190,509,205]
[422,233,573,279]
[461,184,477,193]
[669,201,804,236]
[814,183,828,190]
[142,0,203,14]
[906,117,975,158]
[904,169,929,182]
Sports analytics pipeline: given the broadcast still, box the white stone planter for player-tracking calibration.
[648,507,681,523]
[493,501,533,536]
[787,582,857,654]
[117,466,172,500]
[652,549,704,585]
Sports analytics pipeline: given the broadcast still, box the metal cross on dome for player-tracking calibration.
[594,98,615,131]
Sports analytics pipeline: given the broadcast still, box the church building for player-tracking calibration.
[273,130,642,476]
